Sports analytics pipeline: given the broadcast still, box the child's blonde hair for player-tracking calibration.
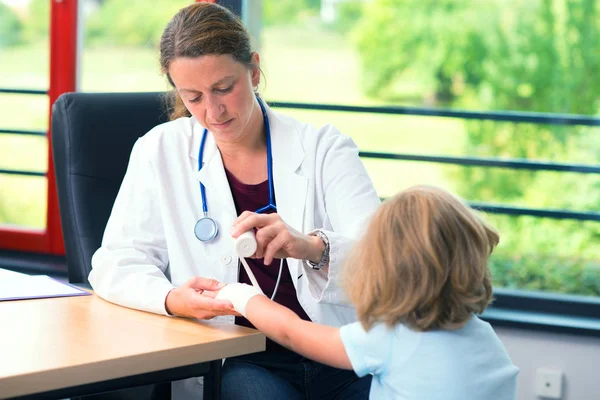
[343,185,499,332]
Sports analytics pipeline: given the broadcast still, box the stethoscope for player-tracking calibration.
[194,96,275,241]
[194,96,283,300]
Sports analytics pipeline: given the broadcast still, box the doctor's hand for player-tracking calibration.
[165,277,240,320]
[231,211,325,266]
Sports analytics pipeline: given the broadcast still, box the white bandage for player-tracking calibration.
[234,230,257,258]
[216,283,264,316]
[232,230,262,293]
[239,257,263,294]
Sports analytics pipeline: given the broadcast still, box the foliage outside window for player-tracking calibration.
[0,0,49,229]
[262,0,599,297]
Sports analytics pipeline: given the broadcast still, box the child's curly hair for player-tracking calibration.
[343,185,498,332]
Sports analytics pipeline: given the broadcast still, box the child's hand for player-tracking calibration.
[215,283,264,316]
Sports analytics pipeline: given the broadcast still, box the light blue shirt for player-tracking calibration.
[340,316,519,400]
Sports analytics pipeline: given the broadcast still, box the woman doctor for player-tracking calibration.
[89,3,380,399]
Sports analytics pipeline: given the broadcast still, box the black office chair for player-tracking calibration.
[51,92,220,400]
[51,92,170,285]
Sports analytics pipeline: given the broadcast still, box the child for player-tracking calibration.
[217,185,519,399]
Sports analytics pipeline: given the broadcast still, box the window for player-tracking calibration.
[0,0,197,254]
[79,0,192,93]
[0,0,53,252]
[259,0,599,300]
[1,0,597,332]
[0,0,50,231]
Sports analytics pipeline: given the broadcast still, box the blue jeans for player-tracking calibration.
[221,351,372,400]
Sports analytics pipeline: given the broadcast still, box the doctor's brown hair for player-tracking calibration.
[159,2,255,120]
[343,185,498,332]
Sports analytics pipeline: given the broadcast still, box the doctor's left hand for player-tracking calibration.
[165,277,241,319]
[231,211,325,266]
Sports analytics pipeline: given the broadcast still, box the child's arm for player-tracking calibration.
[216,283,352,370]
[247,295,352,369]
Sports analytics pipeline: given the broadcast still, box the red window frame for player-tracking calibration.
[0,0,77,255]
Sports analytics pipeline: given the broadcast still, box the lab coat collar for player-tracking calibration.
[189,103,303,172]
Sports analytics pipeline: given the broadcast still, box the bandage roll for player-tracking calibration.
[235,230,257,258]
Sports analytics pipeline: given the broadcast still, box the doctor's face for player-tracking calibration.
[168,54,261,144]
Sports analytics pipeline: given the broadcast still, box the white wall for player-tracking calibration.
[494,327,600,400]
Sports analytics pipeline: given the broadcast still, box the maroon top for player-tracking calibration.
[225,168,312,352]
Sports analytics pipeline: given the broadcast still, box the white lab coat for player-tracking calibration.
[89,104,380,399]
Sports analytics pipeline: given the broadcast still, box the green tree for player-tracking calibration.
[354,0,495,101]
[0,2,24,47]
[22,0,49,43]
[459,0,600,274]
[354,0,600,295]
[263,0,320,26]
[85,0,190,47]
[331,0,364,34]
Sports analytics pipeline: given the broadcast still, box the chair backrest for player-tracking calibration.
[52,92,171,284]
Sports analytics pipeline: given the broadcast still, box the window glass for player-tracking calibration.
[259,0,600,298]
[79,0,192,92]
[0,0,49,229]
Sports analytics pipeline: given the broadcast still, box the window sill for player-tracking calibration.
[482,307,600,338]
[480,287,600,337]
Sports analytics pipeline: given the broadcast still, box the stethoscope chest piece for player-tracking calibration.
[194,217,218,242]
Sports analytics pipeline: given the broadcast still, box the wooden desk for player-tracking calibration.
[0,293,265,399]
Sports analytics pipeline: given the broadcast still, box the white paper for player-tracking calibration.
[0,267,27,279]
[0,272,88,301]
